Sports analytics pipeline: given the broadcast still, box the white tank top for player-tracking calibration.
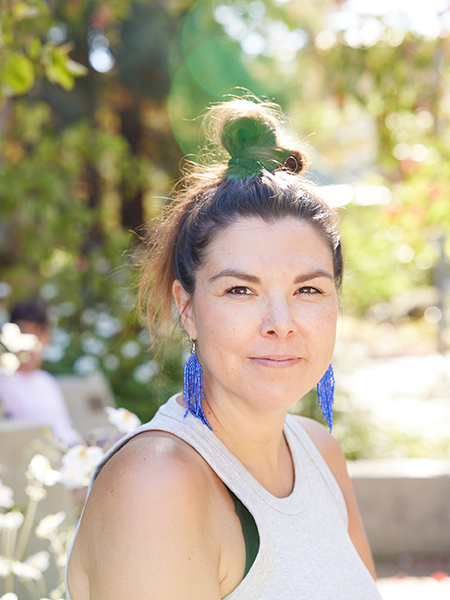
[66,395,382,600]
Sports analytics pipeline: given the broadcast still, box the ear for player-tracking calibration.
[172,279,197,340]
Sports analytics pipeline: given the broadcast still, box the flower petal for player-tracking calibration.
[28,455,61,486]
[35,512,66,539]
[0,510,24,531]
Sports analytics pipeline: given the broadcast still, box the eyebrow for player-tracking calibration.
[208,269,334,284]
[294,269,334,284]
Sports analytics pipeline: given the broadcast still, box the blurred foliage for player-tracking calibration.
[0,0,449,443]
[0,0,189,423]
[292,389,450,460]
[0,0,87,101]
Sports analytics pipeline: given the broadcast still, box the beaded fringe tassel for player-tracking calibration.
[183,342,213,430]
[317,364,335,433]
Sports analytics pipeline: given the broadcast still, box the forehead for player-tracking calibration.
[202,216,333,273]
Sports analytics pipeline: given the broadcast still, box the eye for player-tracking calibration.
[296,286,322,296]
[226,286,253,296]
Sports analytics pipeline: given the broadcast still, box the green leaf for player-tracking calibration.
[66,59,88,77]
[44,46,81,90]
[4,54,35,95]
[13,4,41,19]
[13,0,49,19]
[45,62,74,90]
[27,39,42,61]
[2,30,14,46]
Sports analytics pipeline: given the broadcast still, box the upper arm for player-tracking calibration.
[69,434,222,600]
[294,416,376,580]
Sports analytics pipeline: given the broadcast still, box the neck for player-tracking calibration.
[202,390,295,498]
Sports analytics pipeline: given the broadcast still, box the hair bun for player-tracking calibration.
[222,113,277,159]
[203,96,308,178]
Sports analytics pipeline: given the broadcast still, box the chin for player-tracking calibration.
[247,384,311,412]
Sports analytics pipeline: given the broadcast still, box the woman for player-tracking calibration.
[66,97,382,599]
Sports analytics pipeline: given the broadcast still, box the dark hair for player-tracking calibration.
[138,96,342,337]
[10,300,48,328]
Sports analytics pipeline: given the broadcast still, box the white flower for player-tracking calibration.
[0,593,18,600]
[0,323,39,353]
[0,510,24,531]
[11,561,42,581]
[0,480,14,508]
[28,455,62,486]
[105,407,141,434]
[0,556,12,577]
[24,551,50,573]
[59,445,104,490]
[25,485,47,502]
[35,512,66,539]
[11,551,50,581]
[56,553,67,568]
[0,352,20,375]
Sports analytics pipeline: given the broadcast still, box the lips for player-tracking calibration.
[250,355,301,368]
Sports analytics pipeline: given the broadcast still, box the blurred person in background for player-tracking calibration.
[0,300,78,447]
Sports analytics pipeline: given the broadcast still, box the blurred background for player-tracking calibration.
[1,0,450,455]
[2,2,450,595]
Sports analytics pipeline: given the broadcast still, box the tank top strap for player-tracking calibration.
[284,414,348,528]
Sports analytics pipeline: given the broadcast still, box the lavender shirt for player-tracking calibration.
[0,369,77,446]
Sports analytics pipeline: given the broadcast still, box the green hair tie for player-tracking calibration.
[226,149,291,179]
[228,157,264,176]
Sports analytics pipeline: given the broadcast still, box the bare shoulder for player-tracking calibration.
[80,430,218,538]
[79,431,217,529]
[92,429,214,498]
[68,431,223,599]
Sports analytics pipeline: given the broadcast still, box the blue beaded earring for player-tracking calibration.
[317,364,335,432]
[183,341,213,430]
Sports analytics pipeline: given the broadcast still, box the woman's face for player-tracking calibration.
[173,216,338,417]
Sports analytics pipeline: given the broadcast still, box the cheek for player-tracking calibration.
[193,303,251,364]
[302,302,338,356]
[196,304,241,340]
[301,299,338,329]
[322,303,338,329]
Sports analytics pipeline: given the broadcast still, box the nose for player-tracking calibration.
[260,295,297,339]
